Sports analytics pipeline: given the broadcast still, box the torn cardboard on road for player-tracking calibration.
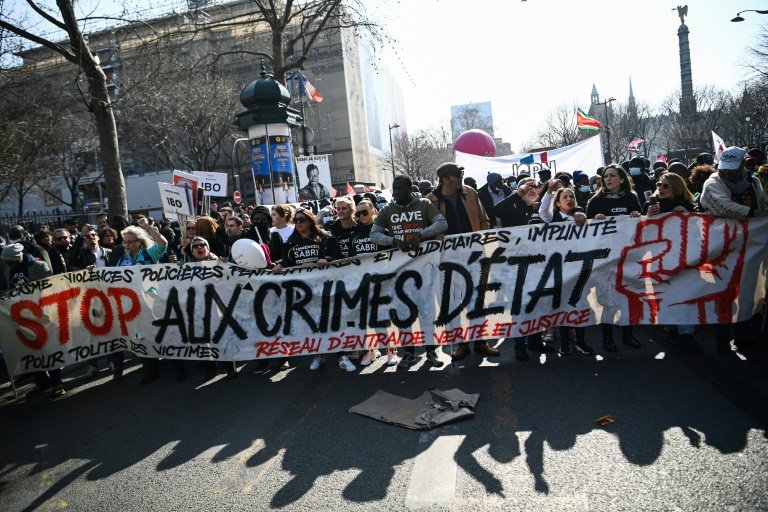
[350,388,480,430]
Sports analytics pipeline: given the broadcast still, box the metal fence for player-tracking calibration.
[0,211,99,236]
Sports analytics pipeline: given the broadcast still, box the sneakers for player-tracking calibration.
[386,350,401,366]
[575,341,595,356]
[515,345,530,362]
[360,350,381,366]
[309,355,325,370]
[398,352,418,368]
[558,343,572,356]
[338,355,357,372]
[452,344,471,361]
[678,334,703,353]
[52,385,66,398]
[425,351,444,368]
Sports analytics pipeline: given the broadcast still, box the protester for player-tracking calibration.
[268,204,296,265]
[109,218,170,384]
[627,156,655,204]
[586,163,642,352]
[48,228,72,275]
[371,174,448,368]
[643,172,701,352]
[271,209,346,371]
[573,170,593,207]
[700,146,768,354]
[427,162,498,362]
[0,243,63,396]
[537,180,594,356]
[68,224,111,271]
[99,227,119,250]
[186,236,237,380]
[347,200,401,367]
[477,172,511,228]
[328,197,357,259]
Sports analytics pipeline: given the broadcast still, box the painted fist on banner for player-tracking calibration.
[616,213,748,325]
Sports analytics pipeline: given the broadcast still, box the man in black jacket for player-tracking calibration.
[477,172,511,228]
[68,224,111,271]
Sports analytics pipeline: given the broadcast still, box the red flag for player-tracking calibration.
[330,187,338,198]
[365,185,375,193]
[540,152,548,165]
[346,182,355,196]
[299,74,323,103]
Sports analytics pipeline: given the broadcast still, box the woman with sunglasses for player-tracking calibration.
[642,172,701,352]
[186,236,238,379]
[643,172,695,216]
[271,209,344,371]
[349,200,401,367]
[586,164,642,353]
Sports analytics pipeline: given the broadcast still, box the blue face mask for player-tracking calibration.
[629,167,642,176]
[509,183,518,190]
[579,185,591,193]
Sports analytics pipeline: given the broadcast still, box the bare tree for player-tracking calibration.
[528,101,587,151]
[122,63,241,175]
[0,0,128,220]
[190,0,390,84]
[451,104,494,140]
[745,23,768,80]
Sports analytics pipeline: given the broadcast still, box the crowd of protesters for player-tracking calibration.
[1,145,767,397]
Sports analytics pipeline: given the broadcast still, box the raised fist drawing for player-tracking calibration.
[616,213,748,325]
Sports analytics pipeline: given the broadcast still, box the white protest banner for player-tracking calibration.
[196,171,228,197]
[455,135,604,184]
[2,215,766,377]
[158,182,195,220]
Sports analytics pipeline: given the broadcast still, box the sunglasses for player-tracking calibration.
[354,210,369,218]
[55,236,70,241]
[656,182,671,189]
[192,243,206,249]
[294,217,309,224]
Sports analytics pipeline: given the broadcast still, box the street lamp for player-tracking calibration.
[595,97,616,163]
[731,9,768,22]
[388,123,400,178]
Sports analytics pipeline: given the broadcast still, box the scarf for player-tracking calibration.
[720,171,752,194]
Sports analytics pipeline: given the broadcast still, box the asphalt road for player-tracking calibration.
[1,325,767,511]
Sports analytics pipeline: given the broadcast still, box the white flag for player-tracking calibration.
[712,131,727,163]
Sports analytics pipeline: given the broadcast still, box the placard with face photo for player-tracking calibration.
[296,155,333,201]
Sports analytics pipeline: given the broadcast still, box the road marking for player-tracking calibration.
[405,433,464,509]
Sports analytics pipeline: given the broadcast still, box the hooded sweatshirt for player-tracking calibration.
[370,193,448,247]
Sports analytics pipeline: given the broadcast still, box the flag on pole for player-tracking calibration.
[331,187,338,198]
[298,74,323,103]
[627,137,645,153]
[346,182,356,196]
[577,108,602,130]
[712,131,726,163]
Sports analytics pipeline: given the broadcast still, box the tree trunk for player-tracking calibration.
[57,0,128,221]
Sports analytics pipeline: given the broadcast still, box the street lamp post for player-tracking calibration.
[388,123,400,179]
[731,9,768,22]
[596,97,616,163]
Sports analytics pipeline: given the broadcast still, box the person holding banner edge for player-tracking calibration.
[426,162,501,361]
[586,163,642,352]
[371,174,448,368]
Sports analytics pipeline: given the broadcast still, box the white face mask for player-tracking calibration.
[579,185,591,193]
[629,167,642,176]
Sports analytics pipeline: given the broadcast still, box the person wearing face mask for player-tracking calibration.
[627,156,655,205]
[573,170,593,206]
[478,172,511,228]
